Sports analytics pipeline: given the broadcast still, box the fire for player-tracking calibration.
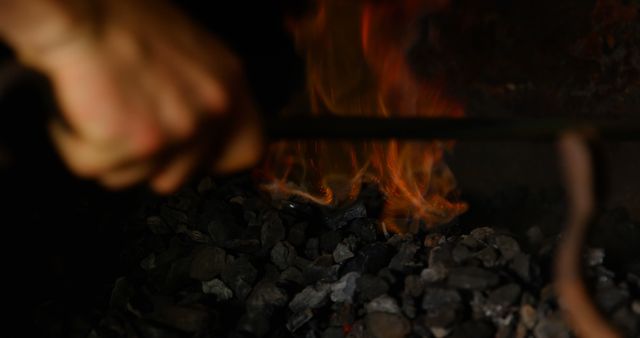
[259,0,468,232]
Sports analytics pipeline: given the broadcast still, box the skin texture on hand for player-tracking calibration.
[1,0,264,193]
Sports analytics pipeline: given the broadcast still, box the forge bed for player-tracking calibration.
[16,172,639,338]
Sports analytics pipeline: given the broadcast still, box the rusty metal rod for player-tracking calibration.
[265,116,640,141]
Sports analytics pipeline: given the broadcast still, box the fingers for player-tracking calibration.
[156,41,229,114]
[150,145,202,194]
[49,119,138,178]
[213,104,264,174]
[99,161,156,190]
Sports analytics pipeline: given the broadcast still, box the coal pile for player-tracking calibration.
[85,176,639,338]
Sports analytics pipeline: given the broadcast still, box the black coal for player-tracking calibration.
[80,176,639,338]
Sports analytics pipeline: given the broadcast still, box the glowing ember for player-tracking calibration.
[258,0,468,231]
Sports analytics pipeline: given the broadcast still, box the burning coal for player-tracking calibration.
[259,0,467,231]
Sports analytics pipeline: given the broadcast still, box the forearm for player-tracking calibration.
[0,0,93,66]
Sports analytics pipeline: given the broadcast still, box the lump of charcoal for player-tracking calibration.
[189,246,227,281]
[161,205,190,230]
[203,205,242,246]
[271,241,297,270]
[340,242,393,275]
[365,312,410,338]
[320,231,342,253]
[595,286,630,313]
[357,274,390,301]
[449,320,495,338]
[365,295,402,315]
[482,284,522,319]
[526,226,544,246]
[447,267,500,290]
[184,230,209,244]
[261,210,285,249]
[422,296,462,327]
[247,280,288,311]
[224,238,261,254]
[470,227,495,242]
[424,233,444,248]
[459,235,482,250]
[146,216,172,235]
[162,257,193,293]
[305,238,320,260]
[221,257,258,300]
[289,283,331,313]
[330,271,361,303]
[287,309,314,333]
[475,247,498,268]
[288,222,308,247]
[422,288,462,311]
[333,242,355,263]
[633,300,640,315]
[346,320,366,338]
[585,247,605,267]
[386,233,413,248]
[533,315,570,338]
[197,176,214,194]
[401,294,417,319]
[377,267,397,286]
[452,243,473,264]
[131,318,185,338]
[509,253,531,283]
[388,242,419,272]
[404,275,424,298]
[244,209,260,229]
[321,327,344,338]
[420,267,448,283]
[347,219,379,244]
[429,327,452,338]
[470,290,488,319]
[488,283,522,307]
[303,255,339,284]
[593,266,616,288]
[422,300,461,327]
[238,309,271,337]
[280,266,305,285]
[428,245,454,269]
[148,303,209,333]
[140,253,156,271]
[109,277,133,312]
[627,273,640,289]
[168,191,196,212]
[611,307,640,338]
[202,278,233,301]
[329,303,356,328]
[494,235,520,261]
[323,201,367,230]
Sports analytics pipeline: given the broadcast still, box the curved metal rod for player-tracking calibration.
[555,133,620,338]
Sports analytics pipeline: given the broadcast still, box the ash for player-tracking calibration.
[85,176,639,338]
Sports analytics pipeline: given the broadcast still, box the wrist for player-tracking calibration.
[0,1,99,70]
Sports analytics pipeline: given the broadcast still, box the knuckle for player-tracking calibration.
[67,157,104,178]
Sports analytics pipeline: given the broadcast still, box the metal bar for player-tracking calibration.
[265,116,640,141]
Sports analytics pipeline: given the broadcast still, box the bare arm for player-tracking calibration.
[0,1,88,66]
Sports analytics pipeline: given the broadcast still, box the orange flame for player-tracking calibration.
[259,0,467,231]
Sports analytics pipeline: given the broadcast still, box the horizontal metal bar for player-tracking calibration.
[265,116,640,141]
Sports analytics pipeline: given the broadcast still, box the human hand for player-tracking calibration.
[4,0,263,193]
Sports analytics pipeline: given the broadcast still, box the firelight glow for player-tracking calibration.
[259,0,468,232]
